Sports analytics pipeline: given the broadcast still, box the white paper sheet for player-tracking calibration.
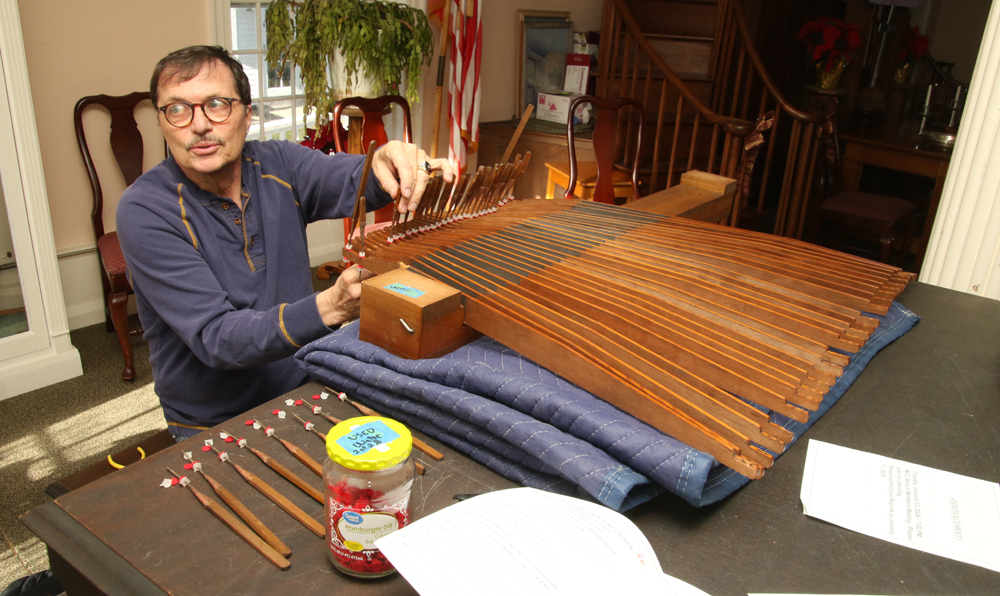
[375,487,712,596]
[800,439,1000,573]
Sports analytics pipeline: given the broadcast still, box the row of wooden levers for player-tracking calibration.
[343,154,916,480]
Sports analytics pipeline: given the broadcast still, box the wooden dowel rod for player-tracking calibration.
[201,471,292,558]
[501,105,534,165]
[230,462,325,538]
[187,483,291,570]
[248,446,324,504]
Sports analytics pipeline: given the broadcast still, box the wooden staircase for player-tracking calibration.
[598,0,829,238]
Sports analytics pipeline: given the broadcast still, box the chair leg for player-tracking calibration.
[108,292,136,382]
[316,262,345,281]
[879,233,894,264]
[898,219,916,269]
[100,271,114,333]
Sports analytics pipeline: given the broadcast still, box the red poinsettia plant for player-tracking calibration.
[797,18,862,72]
[896,25,930,66]
[300,122,344,154]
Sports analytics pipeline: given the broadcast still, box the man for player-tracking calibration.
[117,46,452,439]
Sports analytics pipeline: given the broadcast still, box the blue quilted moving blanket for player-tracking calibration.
[295,302,918,511]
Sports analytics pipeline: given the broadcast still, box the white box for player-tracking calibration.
[537,92,588,124]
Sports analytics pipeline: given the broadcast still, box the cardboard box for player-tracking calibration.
[537,92,588,124]
[572,43,599,64]
[563,54,590,94]
[573,31,599,65]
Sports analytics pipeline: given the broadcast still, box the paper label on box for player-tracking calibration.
[385,282,425,298]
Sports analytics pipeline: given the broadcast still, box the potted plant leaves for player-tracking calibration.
[265,0,433,134]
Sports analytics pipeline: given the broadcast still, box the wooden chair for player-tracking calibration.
[818,121,916,267]
[316,95,412,280]
[544,96,644,205]
[74,92,157,382]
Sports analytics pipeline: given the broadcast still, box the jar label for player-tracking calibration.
[336,511,399,550]
[336,420,401,456]
[327,490,410,576]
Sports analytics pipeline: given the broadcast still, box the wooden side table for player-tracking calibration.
[839,121,952,272]
[478,121,595,200]
[543,161,636,202]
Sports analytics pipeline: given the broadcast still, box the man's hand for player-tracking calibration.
[371,140,455,214]
[316,265,377,328]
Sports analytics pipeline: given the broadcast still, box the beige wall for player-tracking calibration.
[18,0,211,251]
[919,0,992,84]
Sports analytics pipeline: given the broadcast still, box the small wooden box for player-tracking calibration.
[358,268,480,359]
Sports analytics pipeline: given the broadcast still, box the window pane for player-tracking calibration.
[294,65,305,95]
[263,99,296,142]
[230,5,258,51]
[260,3,268,48]
[235,54,260,100]
[265,59,292,98]
[296,98,319,142]
[247,113,263,143]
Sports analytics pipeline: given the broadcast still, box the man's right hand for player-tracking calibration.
[316,265,377,328]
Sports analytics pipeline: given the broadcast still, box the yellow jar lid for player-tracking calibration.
[325,416,413,471]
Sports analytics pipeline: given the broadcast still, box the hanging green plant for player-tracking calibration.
[265,0,433,129]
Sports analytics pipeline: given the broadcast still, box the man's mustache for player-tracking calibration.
[185,135,225,150]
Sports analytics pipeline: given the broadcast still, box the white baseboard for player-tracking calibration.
[0,334,82,401]
[58,246,108,330]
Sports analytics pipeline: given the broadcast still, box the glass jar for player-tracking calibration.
[323,416,416,578]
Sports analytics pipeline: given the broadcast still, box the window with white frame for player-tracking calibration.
[217,0,422,146]
[226,1,316,143]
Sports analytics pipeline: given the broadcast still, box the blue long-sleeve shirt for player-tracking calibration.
[117,140,390,434]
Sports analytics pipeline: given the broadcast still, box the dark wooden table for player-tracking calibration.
[478,120,595,201]
[840,120,953,272]
[22,282,1000,596]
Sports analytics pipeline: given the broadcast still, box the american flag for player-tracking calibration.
[440,0,481,176]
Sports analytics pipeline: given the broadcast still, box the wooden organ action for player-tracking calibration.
[344,154,915,480]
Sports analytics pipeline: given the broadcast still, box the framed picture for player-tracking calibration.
[515,10,573,118]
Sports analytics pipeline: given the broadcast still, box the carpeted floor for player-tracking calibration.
[0,269,337,589]
[0,317,160,589]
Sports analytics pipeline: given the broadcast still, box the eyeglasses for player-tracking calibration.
[157,97,243,128]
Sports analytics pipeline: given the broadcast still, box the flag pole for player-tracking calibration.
[430,0,452,158]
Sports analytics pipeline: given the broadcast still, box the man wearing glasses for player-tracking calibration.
[117,46,453,440]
